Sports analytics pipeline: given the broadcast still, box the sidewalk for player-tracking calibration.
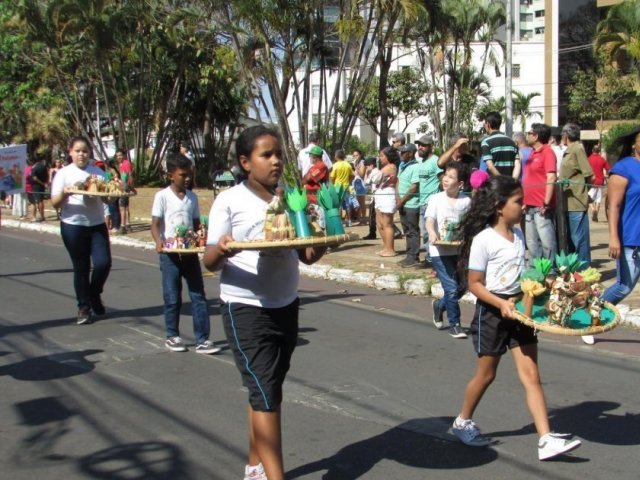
[2,206,639,327]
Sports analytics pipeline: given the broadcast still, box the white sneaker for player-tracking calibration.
[581,335,595,345]
[244,463,267,480]
[538,432,582,460]
[165,336,187,352]
[195,340,222,355]
[451,416,491,446]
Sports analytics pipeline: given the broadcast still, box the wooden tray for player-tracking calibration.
[432,240,462,246]
[162,247,204,254]
[513,295,621,336]
[226,233,359,251]
[65,188,136,198]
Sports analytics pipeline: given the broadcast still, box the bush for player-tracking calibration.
[601,123,639,161]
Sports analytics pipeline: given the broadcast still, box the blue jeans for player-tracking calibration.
[108,202,121,229]
[431,255,465,326]
[525,207,557,262]
[566,211,590,264]
[602,247,640,305]
[60,222,112,310]
[159,253,210,344]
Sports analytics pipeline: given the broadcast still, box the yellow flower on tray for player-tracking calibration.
[520,279,546,297]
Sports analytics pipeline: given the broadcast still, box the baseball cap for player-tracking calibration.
[309,145,323,156]
[399,143,417,153]
[415,134,434,145]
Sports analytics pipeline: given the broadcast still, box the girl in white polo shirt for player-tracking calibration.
[203,125,326,480]
[450,175,582,461]
[50,136,111,325]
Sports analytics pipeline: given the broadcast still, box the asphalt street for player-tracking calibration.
[1,227,640,479]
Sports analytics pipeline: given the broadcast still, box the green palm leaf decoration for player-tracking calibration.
[285,187,311,238]
[318,183,345,235]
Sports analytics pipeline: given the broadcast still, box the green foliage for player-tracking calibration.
[602,122,640,159]
[532,258,553,278]
[351,67,430,137]
[555,251,587,273]
[520,268,545,283]
[567,68,640,130]
[285,187,308,212]
[595,0,640,75]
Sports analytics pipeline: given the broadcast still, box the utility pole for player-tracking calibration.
[505,0,513,137]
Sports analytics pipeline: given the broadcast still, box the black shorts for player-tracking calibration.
[470,298,537,356]
[118,196,130,207]
[221,298,299,412]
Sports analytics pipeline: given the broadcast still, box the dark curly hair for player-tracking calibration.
[457,175,522,277]
[380,146,400,166]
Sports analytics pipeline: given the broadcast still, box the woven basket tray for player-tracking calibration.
[65,188,136,198]
[432,240,462,246]
[162,247,204,254]
[513,295,621,336]
[226,233,359,251]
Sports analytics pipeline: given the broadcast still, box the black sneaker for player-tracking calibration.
[449,324,468,339]
[77,307,93,325]
[398,258,420,268]
[362,233,377,240]
[90,297,106,316]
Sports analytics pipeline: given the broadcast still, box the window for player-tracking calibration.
[535,27,545,35]
[312,85,320,99]
[535,10,545,18]
[513,64,521,78]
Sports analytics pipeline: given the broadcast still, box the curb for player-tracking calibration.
[4,218,640,329]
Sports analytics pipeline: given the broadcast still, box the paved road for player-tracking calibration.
[1,228,639,479]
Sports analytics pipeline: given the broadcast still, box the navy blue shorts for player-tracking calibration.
[221,299,299,412]
[470,298,537,356]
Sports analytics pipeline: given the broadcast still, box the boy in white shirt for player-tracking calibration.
[151,153,220,354]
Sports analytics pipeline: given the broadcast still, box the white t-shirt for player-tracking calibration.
[207,183,299,308]
[425,191,471,257]
[297,144,333,176]
[51,163,108,226]
[468,227,525,295]
[151,186,200,241]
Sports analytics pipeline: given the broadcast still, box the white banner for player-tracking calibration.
[0,144,28,194]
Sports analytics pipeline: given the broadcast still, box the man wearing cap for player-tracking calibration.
[397,143,421,267]
[302,145,330,204]
[298,132,333,177]
[480,111,520,178]
[415,135,442,261]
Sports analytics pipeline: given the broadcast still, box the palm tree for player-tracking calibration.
[512,90,542,132]
[594,0,640,76]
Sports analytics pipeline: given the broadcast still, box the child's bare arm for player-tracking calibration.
[203,235,237,272]
[468,270,517,319]
[150,217,164,253]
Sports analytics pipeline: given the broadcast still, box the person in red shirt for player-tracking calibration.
[587,145,610,222]
[523,123,557,262]
[302,146,328,204]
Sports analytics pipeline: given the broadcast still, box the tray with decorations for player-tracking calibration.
[513,253,620,336]
[226,233,359,251]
